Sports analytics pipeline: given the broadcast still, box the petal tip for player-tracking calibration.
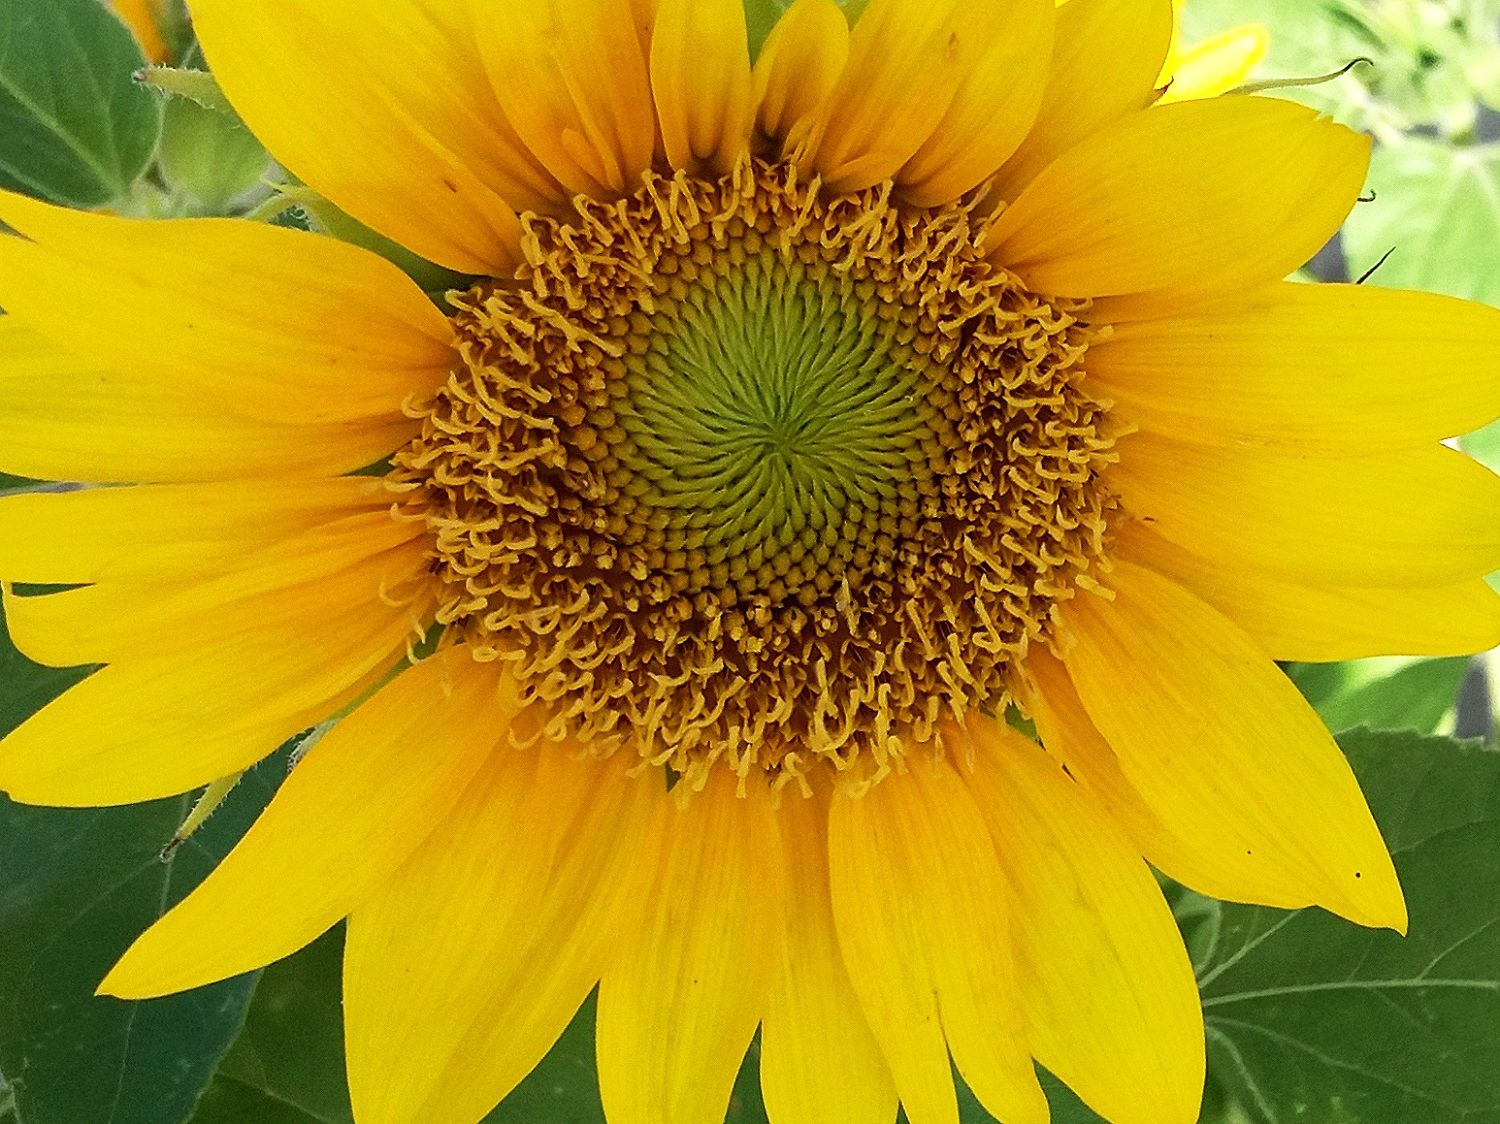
[1341,856,1408,935]
[95,953,163,1001]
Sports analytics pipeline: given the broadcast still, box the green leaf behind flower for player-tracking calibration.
[742,0,793,59]
[0,599,287,1124]
[157,93,271,213]
[0,0,163,208]
[187,927,354,1124]
[1286,657,1471,736]
[1463,414,1500,475]
[1200,730,1500,1123]
[187,929,609,1124]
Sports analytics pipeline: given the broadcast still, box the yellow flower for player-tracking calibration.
[2,1,1498,1123]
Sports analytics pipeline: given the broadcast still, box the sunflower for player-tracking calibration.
[3,0,1499,1122]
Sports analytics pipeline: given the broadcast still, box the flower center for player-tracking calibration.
[396,159,1117,790]
[618,249,948,606]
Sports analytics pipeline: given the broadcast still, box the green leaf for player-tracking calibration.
[1287,657,1471,736]
[1342,139,1500,305]
[0,598,288,1124]
[1025,1074,1105,1124]
[1282,660,1355,713]
[1199,729,1500,1124]
[483,992,608,1124]
[1285,657,1471,735]
[191,941,612,1124]
[137,65,235,116]
[188,928,354,1124]
[1317,658,1471,736]
[0,593,90,742]
[193,970,627,1124]
[0,0,164,207]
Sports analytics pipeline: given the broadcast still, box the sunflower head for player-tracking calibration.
[3,3,1499,1124]
[398,156,1115,787]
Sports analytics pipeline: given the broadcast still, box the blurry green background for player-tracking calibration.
[3,1,1500,1122]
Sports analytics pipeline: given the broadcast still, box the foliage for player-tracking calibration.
[1200,731,1500,1124]
[0,0,162,208]
[0,600,281,1124]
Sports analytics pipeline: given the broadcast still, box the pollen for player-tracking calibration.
[395,159,1119,790]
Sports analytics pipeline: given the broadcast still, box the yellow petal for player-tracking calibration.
[1058,563,1406,930]
[112,0,169,62]
[992,0,1172,198]
[964,720,1204,1124]
[1023,648,1287,908]
[345,747,662,1124]
[1111,432,1500,586]
[1164,0,1185,58]
[190,0,541,273]
[596,771,782,1124]
[0,192,453,429]
[3,511,424,668]
[0,477,393,585]
[651,0,754,171]
[1160,24,1270,103]
[475,0,658,198]
[752,0,850,143]
[796,0,978,192]
[1116,520,1500,662]
[896,0,1055,207]
[628,0,660,53]
[98,651,511,998]
[0,322,419,483]
[0,489,427,806]
[1090,282,1500,450]
[761,787,898,1124]
[0,535,429,806]
[828,761,1047,1124]
[986,98,1369,299]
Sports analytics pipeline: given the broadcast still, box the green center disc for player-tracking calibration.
[616,251,945,596]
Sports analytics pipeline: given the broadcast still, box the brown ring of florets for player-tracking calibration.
[394,158,1117,791]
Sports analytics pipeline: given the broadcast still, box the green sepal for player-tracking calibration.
[251,185,471,298]
[134,64,236,116]
[155,93,272,212]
